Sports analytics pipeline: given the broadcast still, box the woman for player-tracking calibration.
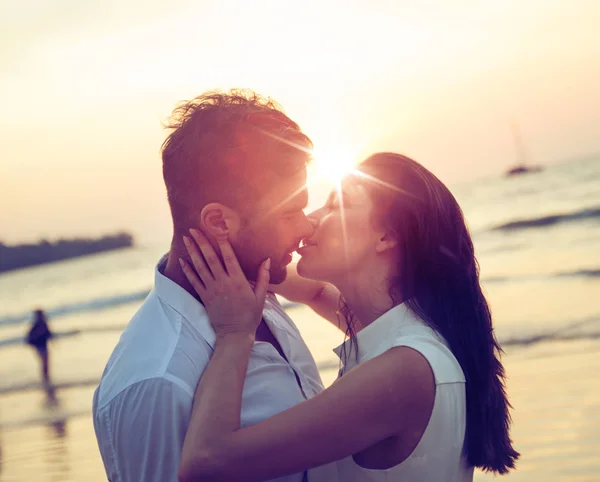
[177,153,519,481]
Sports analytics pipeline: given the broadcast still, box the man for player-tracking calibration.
[92,90,337,482]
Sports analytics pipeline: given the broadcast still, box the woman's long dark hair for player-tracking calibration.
[343,153,519,474]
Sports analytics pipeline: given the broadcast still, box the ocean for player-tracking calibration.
[0,155,599,480]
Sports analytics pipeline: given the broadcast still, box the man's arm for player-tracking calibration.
[95,378,192,482]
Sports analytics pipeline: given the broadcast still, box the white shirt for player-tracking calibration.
[93,256,338,482]
[333,304,474,482]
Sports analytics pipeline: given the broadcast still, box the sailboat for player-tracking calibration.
[505,122,543,177]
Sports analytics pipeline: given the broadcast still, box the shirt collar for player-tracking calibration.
[154,254,217,347]
[153,254,290,348]
[333,303,422,367]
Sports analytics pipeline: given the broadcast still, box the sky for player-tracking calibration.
[1,0,599,245]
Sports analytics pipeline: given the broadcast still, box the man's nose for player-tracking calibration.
[299,213,317,239]
[306,207,323,230]
[308,216,320,230]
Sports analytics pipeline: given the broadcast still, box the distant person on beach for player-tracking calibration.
[93,90,337,482]
[26,309,54,397]
[176,153,519,481]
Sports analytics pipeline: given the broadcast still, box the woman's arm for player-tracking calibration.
[178,336,435,482]
[177,231,433,482]
[270,264,346,332]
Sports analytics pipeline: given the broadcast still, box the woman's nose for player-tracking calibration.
[308,216,320,230]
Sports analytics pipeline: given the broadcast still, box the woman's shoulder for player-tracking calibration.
[390,313,465,385]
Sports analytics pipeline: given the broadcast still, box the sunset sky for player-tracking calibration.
[1,0,599,245]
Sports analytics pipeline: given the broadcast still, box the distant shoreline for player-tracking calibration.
[0,232,134,273]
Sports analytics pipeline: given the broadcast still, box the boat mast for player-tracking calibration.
[510,121,529,167]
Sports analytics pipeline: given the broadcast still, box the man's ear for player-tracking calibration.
[199,203,241,240]
[375,229,398,254]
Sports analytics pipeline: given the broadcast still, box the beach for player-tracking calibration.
[1,319,599,481]
[1,156,599,480]
[475,339,600,481]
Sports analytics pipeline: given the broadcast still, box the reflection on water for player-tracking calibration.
[50,419,67,439]
[44,426,69,482]
[0,386,107,482]
[42,396,70,482]
[44,396,68,439]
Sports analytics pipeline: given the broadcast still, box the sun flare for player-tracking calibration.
[312,145,358,186]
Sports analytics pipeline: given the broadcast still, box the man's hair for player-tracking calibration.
[161,89,312,232]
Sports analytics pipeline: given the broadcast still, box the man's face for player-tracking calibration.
[230,168,313,284]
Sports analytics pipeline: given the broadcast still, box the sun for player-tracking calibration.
[311,145,358,185]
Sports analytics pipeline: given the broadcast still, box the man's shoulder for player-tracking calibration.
[95,293,213,411]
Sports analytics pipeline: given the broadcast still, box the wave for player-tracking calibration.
[0,289,300,329]
[502,330,600,347]
[0,324,132,349]
[491,206,600,233]
[0,263,596,336]
[556,268,600,278]
[481,267,600,285]
[502,315,600,347]
[0,329,81,348]
[476,243,524,255]
[0,406,91,431]
[0,377,99,396]
[0,289,151,328]
[481,276,510,284]
[1,266,597,335]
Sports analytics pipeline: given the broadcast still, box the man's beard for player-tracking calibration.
[232,241,270,283]
[239,256,287,284]
[232,224,288,284]
[267,261,288,284]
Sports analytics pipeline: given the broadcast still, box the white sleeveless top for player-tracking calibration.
[333,304,474,482]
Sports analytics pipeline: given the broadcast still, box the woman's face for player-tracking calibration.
[297,177,386,283]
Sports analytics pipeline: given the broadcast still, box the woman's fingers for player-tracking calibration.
[184,229,268,310]
[216,237,243,276]
[253,258,271,307]
[189,229,226,279]
[179,258,207,298]
[183,235,215,284]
